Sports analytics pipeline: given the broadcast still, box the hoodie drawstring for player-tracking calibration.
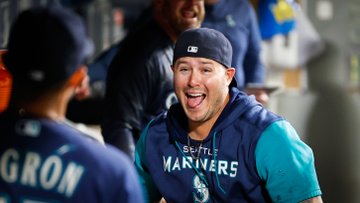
[174,131,227,195]
[213,132,226,194]
[175,141,209,187]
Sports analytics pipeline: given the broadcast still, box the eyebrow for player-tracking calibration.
[200,61,214,65]
[176,60,188,65]
[176,59,215,66]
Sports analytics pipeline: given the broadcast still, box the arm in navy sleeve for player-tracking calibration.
[101,47,152,159]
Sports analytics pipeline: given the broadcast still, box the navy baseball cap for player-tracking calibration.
[173,28,237,87]
[3,6,94,87]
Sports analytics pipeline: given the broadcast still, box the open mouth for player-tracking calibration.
[182,10,197,19]
[186,93,205,108]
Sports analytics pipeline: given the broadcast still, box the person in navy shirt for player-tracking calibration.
[0,6,143,203]
[202,0,269,105]
[135,28,322,203]
[101,0,205,159]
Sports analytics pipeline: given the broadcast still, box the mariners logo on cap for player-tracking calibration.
[187,46,198,53]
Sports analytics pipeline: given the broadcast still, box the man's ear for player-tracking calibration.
[68,65,91,100]
[226,67,236,86]
[68,65,87,87]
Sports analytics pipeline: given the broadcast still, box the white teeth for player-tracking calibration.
[188,93,202,97]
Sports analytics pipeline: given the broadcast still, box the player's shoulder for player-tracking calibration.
[140,112,169,143]
[148,112,168,130]
[222,0,253,21]
[47,121,132,170]
[221,0,247,11]
[0,114,133,178]
[68,131,131,166]
[94,144,133,172]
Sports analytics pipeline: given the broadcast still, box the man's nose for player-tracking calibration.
[188,71,201,87]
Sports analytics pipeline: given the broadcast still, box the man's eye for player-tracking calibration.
[203,68,212,73]
[179,67,189,72]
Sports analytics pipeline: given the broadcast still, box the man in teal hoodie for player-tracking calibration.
[135,28,322,203]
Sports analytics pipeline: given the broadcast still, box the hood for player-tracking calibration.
[166,87,262,144]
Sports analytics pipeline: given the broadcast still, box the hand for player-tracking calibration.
[245,89,269,106]
[74,74,91,101]
[300,196,323,203]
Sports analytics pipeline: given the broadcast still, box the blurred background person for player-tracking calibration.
[0,6,143,202]
[202,0,270,105]
[101,0,205,159]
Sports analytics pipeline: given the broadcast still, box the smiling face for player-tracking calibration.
[172,57,235,126]
[155,0,205,39]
